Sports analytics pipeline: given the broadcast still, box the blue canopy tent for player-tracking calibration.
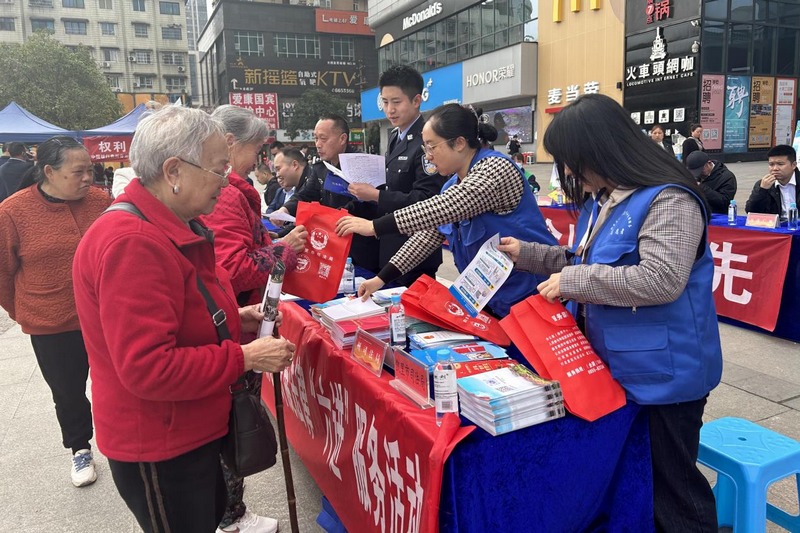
[0,101,77,143]
[81,104,146,136]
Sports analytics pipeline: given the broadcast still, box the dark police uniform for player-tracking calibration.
[378,116,448,286]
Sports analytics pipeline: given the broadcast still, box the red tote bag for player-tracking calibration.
[501,295,626,422]
[402,275,511,346]
[282,202,352,303]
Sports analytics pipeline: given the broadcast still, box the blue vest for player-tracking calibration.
[438,148,558,317]
[574,185,722,405]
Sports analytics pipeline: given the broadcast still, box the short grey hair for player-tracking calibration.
[130,106,225,186]
[211,105,269,145]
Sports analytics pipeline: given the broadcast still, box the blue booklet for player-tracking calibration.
[410,341,508,371]
[323,173,355,199]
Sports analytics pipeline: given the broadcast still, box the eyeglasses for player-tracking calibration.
[178,158,232,182]
[422,138,455,156]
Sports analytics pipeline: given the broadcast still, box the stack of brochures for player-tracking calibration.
[370,287,407,305]
[329,314,391,349]
[457,365,565,436]
[408,330,479,351]
[410,341,509,372]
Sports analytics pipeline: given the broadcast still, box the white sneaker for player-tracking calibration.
[217,510,278,533]
[71,449,97,487]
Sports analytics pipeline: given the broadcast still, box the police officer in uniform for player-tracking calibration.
[347,65,447,286]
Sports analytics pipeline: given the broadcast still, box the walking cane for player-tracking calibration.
[259,262,300,533]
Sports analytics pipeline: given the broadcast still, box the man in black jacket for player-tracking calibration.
[270,114,381,272]
[745,144,800,218]
[0,142,33,203]
[685,151,737,214]
[345,65,447,285]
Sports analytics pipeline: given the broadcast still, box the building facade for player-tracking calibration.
[626,0,800,160]
[197,0,378,140]
[0,0,190,109]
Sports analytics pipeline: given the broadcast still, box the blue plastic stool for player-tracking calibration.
[698,417,800,532]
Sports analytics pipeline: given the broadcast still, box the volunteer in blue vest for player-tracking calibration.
[335,103,557,317]
[497,94,722,533]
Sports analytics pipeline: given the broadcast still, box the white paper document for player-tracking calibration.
[268,211,296,223]
[324,154,386,187]
[448,233,514,317]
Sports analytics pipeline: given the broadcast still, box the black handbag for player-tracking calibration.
[194,261,278,478]
[105,202,278,477]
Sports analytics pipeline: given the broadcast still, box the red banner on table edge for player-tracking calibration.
[262,302,474,533]
[539,206,793,332]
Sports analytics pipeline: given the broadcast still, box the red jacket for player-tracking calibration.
[73,180,245,462]
[199,172,296,305]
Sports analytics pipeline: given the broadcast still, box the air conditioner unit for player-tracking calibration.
[177,66,185,72]
[113,87,122,92]
[102,61,111,68]
[128,55,137,62]
[133,82,141,88]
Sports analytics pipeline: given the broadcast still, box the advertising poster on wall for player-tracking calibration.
[749,77,775,149]
[700,75,725,151]
[774,78,797,146]
[724,76,751,153]
[488,106,532,144]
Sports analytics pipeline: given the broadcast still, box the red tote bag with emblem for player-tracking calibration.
[501,295,626,422]
[402,275,511,346]
[282,202,352,303]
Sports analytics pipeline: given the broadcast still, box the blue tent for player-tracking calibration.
[0,101,76,143]
[81,104,147,136]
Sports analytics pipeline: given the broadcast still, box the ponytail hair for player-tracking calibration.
[426,103,498,150]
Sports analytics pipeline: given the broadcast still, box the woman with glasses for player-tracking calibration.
[336,103,556,317]
[73,106,296,532]
[0,136,110,488]
[199,105,306,533]
[497,94,721,532]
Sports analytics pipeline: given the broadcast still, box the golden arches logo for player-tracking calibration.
[553,0,602,22]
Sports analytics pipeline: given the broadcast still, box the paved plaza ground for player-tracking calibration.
[0,160,798,532]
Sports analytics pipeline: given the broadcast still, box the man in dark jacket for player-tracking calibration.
[745,144,800,218]
[345,65,448,285]
[271,114,381,272]
[0,142,33,203]
[685,151,737,214]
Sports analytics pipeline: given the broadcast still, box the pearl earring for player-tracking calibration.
[172,185,180,194]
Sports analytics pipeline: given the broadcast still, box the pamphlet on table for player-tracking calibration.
[449,233,514,317]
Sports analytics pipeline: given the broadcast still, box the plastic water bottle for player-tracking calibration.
[727,200,738,226]
[434,350,458,427]
[342,257,355,295]
[389,295,406,347]
[788,202,799,231]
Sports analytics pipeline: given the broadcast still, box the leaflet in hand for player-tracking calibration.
[449,233,514,317]
[269,211,296,223]
[324,154,386,187]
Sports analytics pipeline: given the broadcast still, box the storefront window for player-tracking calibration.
[702,21,725,73]
[775,1,800,26]
[754,0,768,21]
[727,23,751,73]
[776,27,798,75]
[752,26,774,74]
[704,0,728,19]
[730,0,753,21]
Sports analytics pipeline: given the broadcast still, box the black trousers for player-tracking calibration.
[30,330,93,454]
[648,397,718,533]
[108,438,227,533]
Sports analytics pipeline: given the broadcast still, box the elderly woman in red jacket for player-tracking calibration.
[73,106,295,533]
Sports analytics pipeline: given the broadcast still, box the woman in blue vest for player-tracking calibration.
[498,94,722,533]
[335,103,557,317]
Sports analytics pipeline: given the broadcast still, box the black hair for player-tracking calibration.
[689,123,702,133]
[650,124,665,133]
[318,114,350,137]
[542,94,710,219]
[279,147,307,166]
[767,144,797,161]
[512,152,524,163]
[426,104,497,150]
[18,136,86,190]
[379,65,424,102]
[7,142,26,158]
[256,163,272,174]
[269,141,285,150]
